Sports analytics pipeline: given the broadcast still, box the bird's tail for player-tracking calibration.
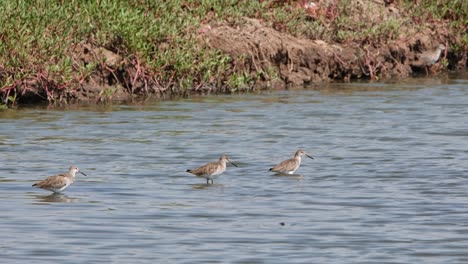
[186,169,192,173]
[269,168,273,171]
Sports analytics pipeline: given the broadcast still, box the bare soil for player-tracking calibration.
[6,0,467,105]
[200,15,462,88]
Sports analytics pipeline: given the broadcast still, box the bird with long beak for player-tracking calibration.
[270,149,314,174]
[187,155,238,184]
[32,165,87,193]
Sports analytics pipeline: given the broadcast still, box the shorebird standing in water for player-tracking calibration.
[32,165,87,193]
[417,44,446,75]
[270,149,314,175]
[186,155,238,184]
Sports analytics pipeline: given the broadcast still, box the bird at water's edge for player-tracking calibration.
[186,155,238,184]
[32,165,87,193]
[270,149,313,175]
[416,44,446,75]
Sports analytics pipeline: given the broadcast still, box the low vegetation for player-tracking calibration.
[0,0,466,106]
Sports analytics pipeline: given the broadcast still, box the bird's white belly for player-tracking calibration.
[49,179,72,193]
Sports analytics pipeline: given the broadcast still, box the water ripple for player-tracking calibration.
[1,76,468,263]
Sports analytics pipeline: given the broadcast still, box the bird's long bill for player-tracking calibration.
[79,171,87,176]
[230,162,238,167]
[306,154,314,159]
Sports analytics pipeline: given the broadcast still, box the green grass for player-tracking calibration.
[401,0,468,49]
[0,0,267,105]
[0,0,466,106]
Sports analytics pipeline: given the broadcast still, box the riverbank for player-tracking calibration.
[1,0,466,106]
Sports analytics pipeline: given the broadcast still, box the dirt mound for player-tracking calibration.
[200,16,453,86]
[2,0,465,106]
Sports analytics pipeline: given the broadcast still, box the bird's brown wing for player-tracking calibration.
[271,158,298,172]
[33,174,67,188]
[188,162,219,176]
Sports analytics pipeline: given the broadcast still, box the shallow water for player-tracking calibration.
[1,74,468,263]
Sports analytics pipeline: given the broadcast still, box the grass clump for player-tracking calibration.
[0,0,466,106]
[0,0,268,105]
[401,0,468,50]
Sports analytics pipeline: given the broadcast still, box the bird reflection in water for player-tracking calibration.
[191,183,224,190]
[34,193,77,203]
[273,173,304,180]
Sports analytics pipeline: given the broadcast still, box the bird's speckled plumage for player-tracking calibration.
[419,44,445,66]
[187,155,238,184]
[417,44,446,75]
[32,165,86,193]
[270,149,313,174]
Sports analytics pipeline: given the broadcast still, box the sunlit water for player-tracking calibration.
[1,75,467,263]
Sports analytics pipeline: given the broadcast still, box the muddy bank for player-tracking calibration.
[1,0,466,106]
[199,4,465,86]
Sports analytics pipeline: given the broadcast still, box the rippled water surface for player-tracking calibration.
[1,75,468,263]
